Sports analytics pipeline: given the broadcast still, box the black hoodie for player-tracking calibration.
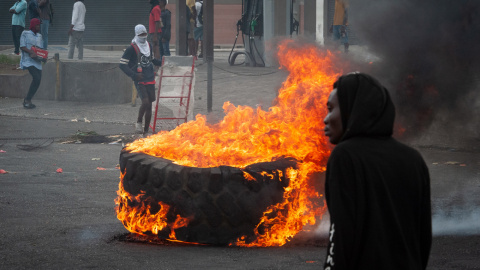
[324,73,432,270]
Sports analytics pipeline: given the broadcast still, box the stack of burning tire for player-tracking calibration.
[119,150,298,245]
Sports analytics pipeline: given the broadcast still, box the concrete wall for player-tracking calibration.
[0,62,133,104]
[302,0,326,44]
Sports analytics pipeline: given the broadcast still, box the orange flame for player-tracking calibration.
[116,40,344,246]
[115,171,191,237]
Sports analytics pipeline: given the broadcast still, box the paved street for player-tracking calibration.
[1,47,479,269]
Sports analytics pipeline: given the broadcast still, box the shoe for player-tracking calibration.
[198,54,203,58]
[11,52,19,56]
[135,122,143,133]
[23,100,36,109]
[143,128,151,137]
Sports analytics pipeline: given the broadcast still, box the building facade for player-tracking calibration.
[1,0,354,47]
[0,0,243,46]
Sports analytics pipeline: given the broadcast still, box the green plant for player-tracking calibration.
[0,55,20,65]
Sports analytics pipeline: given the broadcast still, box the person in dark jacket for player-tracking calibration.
[159,0,171,57]
[28,0,40,19]
[323,72,432,270]
[119,24,162,135]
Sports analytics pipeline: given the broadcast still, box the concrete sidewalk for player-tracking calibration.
[0,43,376,115]
[0,44,253,63]
[0,46,292,129]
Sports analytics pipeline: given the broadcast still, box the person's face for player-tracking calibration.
[34,23,41,33]
[324,88,344,145]
[137,32,148,42]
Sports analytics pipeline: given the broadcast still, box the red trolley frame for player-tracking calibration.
[151,56,196,133]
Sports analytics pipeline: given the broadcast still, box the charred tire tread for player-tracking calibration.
[119,150,293,245]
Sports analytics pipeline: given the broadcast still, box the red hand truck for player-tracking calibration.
[151,56,196,133]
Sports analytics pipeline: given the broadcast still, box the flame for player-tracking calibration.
[168,215,190,239]
[116,40,344,246]
[235,166,327,247]
[115,171,191,237]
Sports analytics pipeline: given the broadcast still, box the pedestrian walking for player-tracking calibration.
[38,0,52,49]
[159,0,171,57]
[68,0,86,60]
[28,0,40,20]
[119,25,162,135]
[9,0,27,56]
[322,72,432,269]
[148,0,163,59]
[19,18,44,109]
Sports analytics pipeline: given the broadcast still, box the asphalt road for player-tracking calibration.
[0,115,479,269]
[0,116,327,270]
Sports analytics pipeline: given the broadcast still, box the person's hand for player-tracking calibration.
[68,28,73,36]
[134,73,144,81]
[9,9,16,14]
[29,51,37,58]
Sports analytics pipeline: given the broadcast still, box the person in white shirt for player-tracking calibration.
[68,0,86,60]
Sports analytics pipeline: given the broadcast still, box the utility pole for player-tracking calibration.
[176,0,187,55]
[204,0,214,112]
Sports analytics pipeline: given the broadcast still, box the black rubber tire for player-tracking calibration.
[118,149,297,245]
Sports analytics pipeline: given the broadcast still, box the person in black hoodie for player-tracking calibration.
[120,24,162,135]
[323,72,432,269]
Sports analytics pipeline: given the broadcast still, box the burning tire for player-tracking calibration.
[118,150,297,245]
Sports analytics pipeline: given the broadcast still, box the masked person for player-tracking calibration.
[323,72,432,269]
[119,24,162,135]
[19,18,44,109]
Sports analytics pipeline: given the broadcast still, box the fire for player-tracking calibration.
[116,40,344,246]
[115,171,191,237]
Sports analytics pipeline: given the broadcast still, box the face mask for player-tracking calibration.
[137,36,147,43]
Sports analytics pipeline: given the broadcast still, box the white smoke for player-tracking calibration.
[314,211,330,238]
[312,206,480,237]
[432,207,480,236]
